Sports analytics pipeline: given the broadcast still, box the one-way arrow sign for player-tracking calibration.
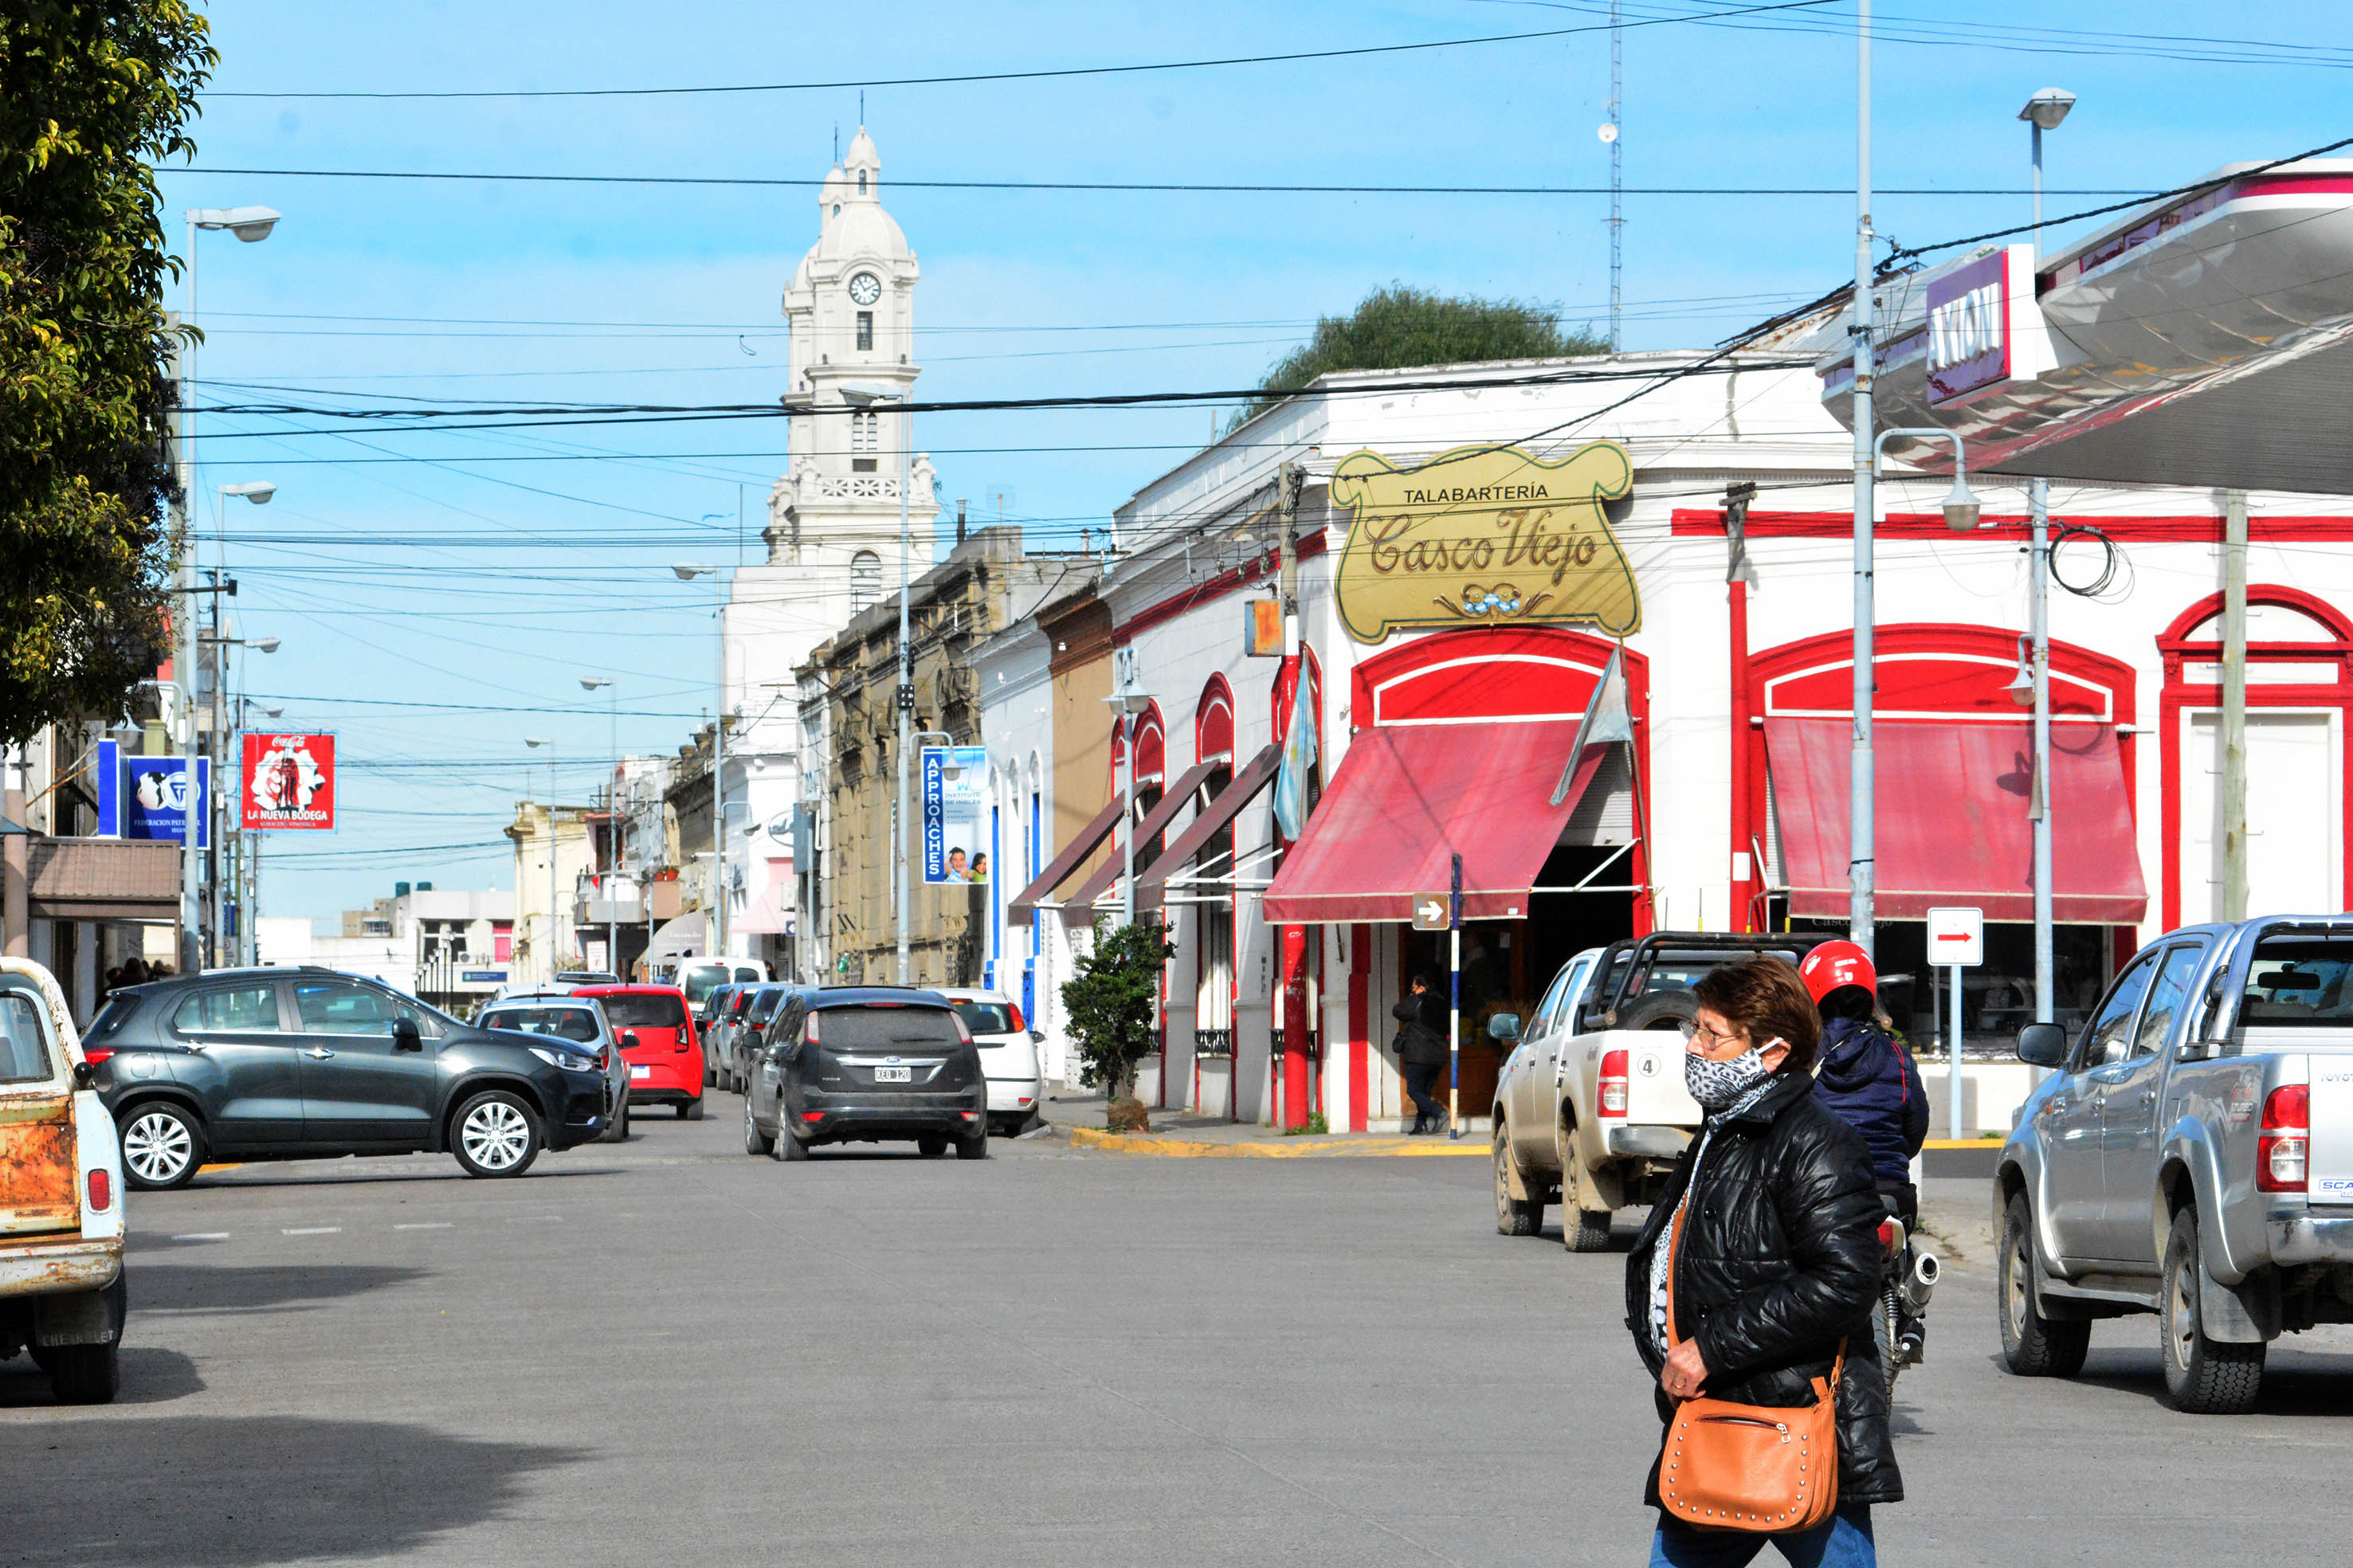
[1412,895,1450,931]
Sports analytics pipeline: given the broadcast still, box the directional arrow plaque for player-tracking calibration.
[1412,895,1450,932]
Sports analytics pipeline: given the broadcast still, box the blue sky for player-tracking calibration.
[158,0,2353,916]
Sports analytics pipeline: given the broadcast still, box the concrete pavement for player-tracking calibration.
[6,1095,2351,1565]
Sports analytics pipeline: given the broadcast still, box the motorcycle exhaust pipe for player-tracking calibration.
[1899,1249,1939,1315]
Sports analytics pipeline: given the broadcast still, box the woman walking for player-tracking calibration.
[1624,955,1900,1566]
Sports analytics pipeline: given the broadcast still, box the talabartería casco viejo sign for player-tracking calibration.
[1327,441,1638,643]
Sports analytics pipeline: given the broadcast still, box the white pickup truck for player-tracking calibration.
[1491,934,1818,1250]
[0,957,127,1401]
[1998,915,2353,1412]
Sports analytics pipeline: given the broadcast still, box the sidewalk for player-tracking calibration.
[1041,1087,1486,1158]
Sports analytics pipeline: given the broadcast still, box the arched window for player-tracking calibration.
[849,550,882,614]
[851,410,877,452]
[858,170,868,194]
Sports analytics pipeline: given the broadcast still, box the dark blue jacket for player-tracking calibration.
[1812,1017,1929,1186]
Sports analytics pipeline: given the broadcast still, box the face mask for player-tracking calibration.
[1686,1043,1773,1110]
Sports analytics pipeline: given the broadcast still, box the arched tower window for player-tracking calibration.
[858,170,868,194]
[852,410,877,452]
[849,550,882,614]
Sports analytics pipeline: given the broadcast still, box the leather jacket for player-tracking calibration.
[1623,1068,1903,1507]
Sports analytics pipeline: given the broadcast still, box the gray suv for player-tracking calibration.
[88,966,614,1189]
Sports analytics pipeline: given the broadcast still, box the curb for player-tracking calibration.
[1065,1127,1485,1158]
[1920,1139,2004,1151]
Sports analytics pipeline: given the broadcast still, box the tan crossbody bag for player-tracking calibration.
[1656,1209,1844,1534]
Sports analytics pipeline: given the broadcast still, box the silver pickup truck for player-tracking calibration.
[1998,916,2353,1413]
[1492,933,1818,1251]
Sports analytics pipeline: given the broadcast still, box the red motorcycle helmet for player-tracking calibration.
[1799,940,1877,1005]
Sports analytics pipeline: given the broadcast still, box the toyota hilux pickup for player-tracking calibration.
[1998,915,2353,1412]
[0,958,127,1402]
[1491,933,1820,1250]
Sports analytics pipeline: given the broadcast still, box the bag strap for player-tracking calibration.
[1664,1202,1850,1401]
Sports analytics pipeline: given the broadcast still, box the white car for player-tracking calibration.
[937,987,1042,1135]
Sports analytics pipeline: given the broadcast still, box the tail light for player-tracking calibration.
[951,1011,974,1045]
[803,1011,822,1046]
[88,1168,112,1213]
[1008,1003,1026,1032]
[2259,1084,2310,1193]
[1598,1049,1629,1117]
[802,1111,826,1123]
[83,1046,113,1066]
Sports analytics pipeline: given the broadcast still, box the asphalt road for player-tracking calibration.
[7,1103,2353,1566]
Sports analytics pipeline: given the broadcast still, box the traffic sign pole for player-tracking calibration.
[1926,907,1984,1139]
[1448,852,1463,1140]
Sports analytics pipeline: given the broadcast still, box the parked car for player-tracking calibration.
[551,970,621,987]
[476,993,631,1143]
[1998,915,2353,1412]
[703,984,759,1088]
[741,987,988,1161]
[95,966,614,1189]
[1489,932,1822,1249]
[571,984,704,1120]
[727,985,800,1094]
[0,958,127,1403]
[670,959,769,1019]
[937,986,1043,1135]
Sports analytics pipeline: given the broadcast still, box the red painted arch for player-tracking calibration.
[2156,585,2353,931]
[1196,673,1236,764]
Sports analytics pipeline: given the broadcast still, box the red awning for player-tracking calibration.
[1764,717,2147,923]
[1261,721,1602,924]
[1008,796,1125,926]
[1061,757,1223,914]
[1135,744,1280,913]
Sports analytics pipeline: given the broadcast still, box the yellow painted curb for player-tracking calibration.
[1921,1139,2003,1151]
[1066,1127,1485,1158]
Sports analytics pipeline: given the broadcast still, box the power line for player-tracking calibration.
[202,2,1842,100]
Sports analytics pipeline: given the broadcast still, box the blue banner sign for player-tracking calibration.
[95,740,210,847]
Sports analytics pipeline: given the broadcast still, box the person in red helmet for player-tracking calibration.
[1800,942,1929,1213]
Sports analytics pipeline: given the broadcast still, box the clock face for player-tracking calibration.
[848,271,882,306]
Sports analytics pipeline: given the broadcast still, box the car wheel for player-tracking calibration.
[955,1130,990,1160]
[120,1102,205,1191]
[1997,1193,2090,1377]
[683,1096,706,1122]
[917,1137,947,1158]
[776,1126,809,1162]
[2161,1206,2265,1413]
[1559,1141,1610,1252]
[49,1342,120,1405]
[451,1090,543,1178]
[1493,1123,1543,1237]
[743,1098,775,1156]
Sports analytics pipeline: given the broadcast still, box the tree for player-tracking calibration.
[1227,284,1607,432]
[1,2,214,744]
[1060,920,1176,1110]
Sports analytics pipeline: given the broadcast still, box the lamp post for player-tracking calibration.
[175,209,280,970]
[582,675,618,974]
[838,383,915,985]
[236,697,282,965]
[198,626,277,966]
[525,737,559,982]
[1849,0,1878,960]
[672,565,730,967]
[1106,653,1152,927]
[2020,88,2074,1030]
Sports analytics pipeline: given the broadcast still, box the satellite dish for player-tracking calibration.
[1597,123,1619,144]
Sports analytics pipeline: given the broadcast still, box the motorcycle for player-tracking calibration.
[1873,1209,1939,1395]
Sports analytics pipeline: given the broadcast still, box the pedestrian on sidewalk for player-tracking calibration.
[1624,955,1899,1566]
[1393,973,1449,1135]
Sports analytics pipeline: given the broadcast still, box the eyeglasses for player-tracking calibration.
[1688,1022,1746,1053]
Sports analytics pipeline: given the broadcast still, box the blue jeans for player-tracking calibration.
[1649,1503,1874,1567]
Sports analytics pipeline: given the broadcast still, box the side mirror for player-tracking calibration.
[2016,1021,2068,1068]
[393,1017,425,1053]
[1029,1029,1045,1044]
[617,1030,639,1049]
[1487,1013,1522,1044]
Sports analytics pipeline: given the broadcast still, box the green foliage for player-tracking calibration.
[1,1,213,744]
[1226,284,1607,433]
[1281,1111,1330,1137]
[1059,920,1176,1106]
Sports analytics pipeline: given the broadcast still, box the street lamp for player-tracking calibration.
[197,629,277,965]
[672,564,730,966]
[2018,88,2073,1035]
[582,675,618,974]
[1870,428,1982,531]
[526,737,560,982]
[234,696,282,965]
[1104,656,1153,927]
[838,382,915,985]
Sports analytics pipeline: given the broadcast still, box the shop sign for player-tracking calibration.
[1327,441,1638,644]
[920,745,990,884]
[1924,243,2056,406]
[241,731,337,830]
[93,739,210,846]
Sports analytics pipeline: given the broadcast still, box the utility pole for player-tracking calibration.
[896,401,915,987]
[1606,0,1624,351]
[2222,488,2249,920]
[2020,87,2073,1025]
[168,316,202,974]
[1276,462,1310,1131]
[1848,0,1877,962]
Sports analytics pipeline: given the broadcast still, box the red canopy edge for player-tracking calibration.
[1261,720,1606,924]
[1135,744,1281,915]
[1763,717,2147,924]
[1007,795,1126,927]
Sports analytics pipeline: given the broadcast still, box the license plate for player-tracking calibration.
[874,1065,912,1083]
[629,1064,650,1080]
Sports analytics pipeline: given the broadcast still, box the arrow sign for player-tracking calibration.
[1412,895,1449,932]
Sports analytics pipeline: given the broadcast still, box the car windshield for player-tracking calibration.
[952,1001,1018,1034]
[817,1006,962,1050]
[0,989,55,1084]
[2241,939,2353,1026]
[678,965,726,1005]
[595,994,688,1029]
[488,1006,602,1043]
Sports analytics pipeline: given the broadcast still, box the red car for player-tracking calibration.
[571,985,704,1121]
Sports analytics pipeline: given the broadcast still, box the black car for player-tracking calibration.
[88,966,614,1190]
[726,983,801,1095]
[741,988,988,1161]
